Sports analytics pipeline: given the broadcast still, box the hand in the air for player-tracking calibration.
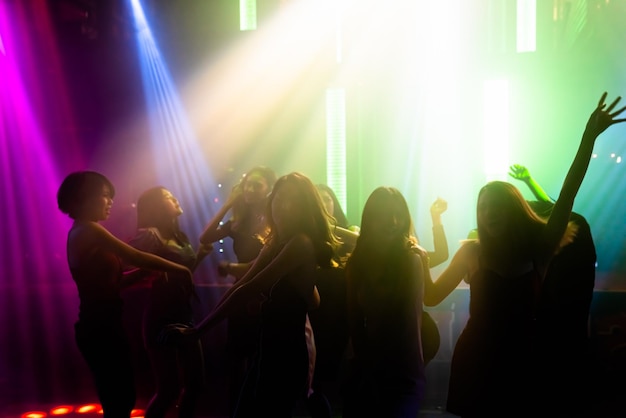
[584,92,626,138]
[225,183,244,207]
[508,164,531,182]
[430,198,448,217]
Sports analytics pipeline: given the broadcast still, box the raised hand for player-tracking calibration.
[430,198,448,217]
[584,92,626,138]
[508,164,531,182]
[225,182,244,207]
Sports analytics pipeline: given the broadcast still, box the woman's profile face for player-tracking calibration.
[243,172,270,205]
[160,189,183,218]
[477,189,509,238]
[84,184,113,222]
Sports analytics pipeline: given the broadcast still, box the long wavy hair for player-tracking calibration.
[316,183,350,228]
[264,172,340,268]
[476,181,546,257]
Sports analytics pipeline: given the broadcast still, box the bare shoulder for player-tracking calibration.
[457,239,480,275]
[70,221,105,242]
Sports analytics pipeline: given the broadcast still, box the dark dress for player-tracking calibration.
[308,265,349,384]
[343,249,426,418]
[446,257,541,416]
[71,248,136,417]
[234,273,310,418]
[128,228,197,347]
[220,219,265,356]
[128,228,204,416]
[222,219,265,264]
[220,219,267,416]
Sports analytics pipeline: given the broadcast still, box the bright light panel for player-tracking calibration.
[517,0,536,52]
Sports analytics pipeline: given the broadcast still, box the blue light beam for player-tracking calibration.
[129,0,233,275]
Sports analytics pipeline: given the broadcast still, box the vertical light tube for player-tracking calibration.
[326,87,347,213]
[517,0,536,52]
[240,0,257,31]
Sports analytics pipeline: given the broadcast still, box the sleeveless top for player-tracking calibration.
[447,257,542,415]
[70,247,124,325]
[349,249,426,391]
[222,219,265,263]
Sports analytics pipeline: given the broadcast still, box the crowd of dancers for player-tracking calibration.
[57,92,626,417]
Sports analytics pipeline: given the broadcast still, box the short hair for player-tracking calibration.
[57,171,115,219]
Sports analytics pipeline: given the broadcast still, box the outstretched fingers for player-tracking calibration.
[605,95,622,113]
[610,104,626,119]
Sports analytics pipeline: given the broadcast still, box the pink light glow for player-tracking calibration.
[0,0,93,407]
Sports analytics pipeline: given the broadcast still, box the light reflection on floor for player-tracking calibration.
[12,404,145,418]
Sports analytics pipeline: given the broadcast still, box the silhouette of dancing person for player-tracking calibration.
[128,186,211,418]
[199,165,276,417]
[343,186,428,418]
[167,172,340,418]
[57,171,192,418]
[508,164,597,415]
[424,92,625,417]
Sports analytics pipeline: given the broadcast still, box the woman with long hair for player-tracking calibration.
[199,165,277,416]
[424,93,626,416]
[343,186,428,417]
[129,186,211,418]
[166,172,340,418]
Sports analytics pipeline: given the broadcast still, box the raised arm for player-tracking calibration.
[542,93,626,258]
[427,197,449,267]
[199,184,242,245]
[508,164,552,202]
[423,241,476,306]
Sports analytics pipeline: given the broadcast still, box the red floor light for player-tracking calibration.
[50,406,73,415]
[20,412,47,418]
[17,403,143,418]
[74,404,100,414]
